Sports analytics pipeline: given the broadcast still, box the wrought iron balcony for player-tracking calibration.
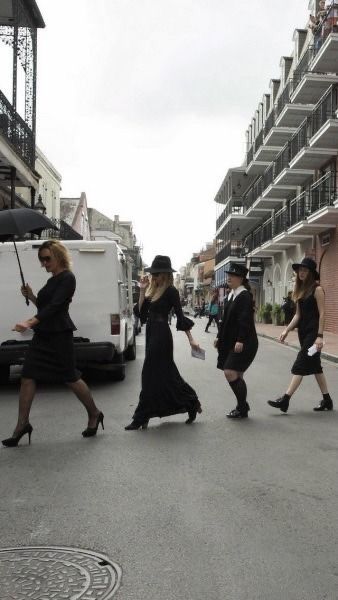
[262,163,274,189]
[216,203,245,231]
[215,241,244,265]
[310,83,338,136]
[274,144,291,180]
[273,205,289,236]
[264,110,276,138]
[0,89,34,169]
[291,46,315,94]
[40,218,83,240]
[275,81,292,118]
[261,217,273,244]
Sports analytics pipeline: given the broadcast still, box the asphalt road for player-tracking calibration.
[1,317,337,600]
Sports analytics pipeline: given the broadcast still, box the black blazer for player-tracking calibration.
[218,290,257,351]
[34,270,76,333]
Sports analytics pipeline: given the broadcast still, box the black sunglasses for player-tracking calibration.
[39,255,52,263]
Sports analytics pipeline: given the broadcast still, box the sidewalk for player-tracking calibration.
[256,323,338,363]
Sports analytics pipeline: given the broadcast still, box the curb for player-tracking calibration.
[257,332,338,364]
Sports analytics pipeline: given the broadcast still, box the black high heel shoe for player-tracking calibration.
[185,404,202,424]
[82,412,104,437]
[124,420,149,430]
[2,423,33,447]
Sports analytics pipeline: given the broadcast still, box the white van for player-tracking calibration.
[0,239,136,383]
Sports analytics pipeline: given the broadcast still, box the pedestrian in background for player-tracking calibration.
[267,258,333,413]
[2,240,103,448]
[214,263,258,419]
[125,255,202,430]
[205,292,219,332]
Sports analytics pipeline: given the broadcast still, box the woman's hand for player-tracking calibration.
[213,339,219,349]
[12,320,31,333]
[315,337,324,351]
[139,276,150,290]
[190,339,200,352]
[279,329,288,343]
[234,342,243,353]
[21,284,35,302]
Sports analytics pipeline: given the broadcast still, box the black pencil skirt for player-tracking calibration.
[22,330,81,383]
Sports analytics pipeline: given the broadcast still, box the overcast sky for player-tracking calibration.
[34,0,309,269]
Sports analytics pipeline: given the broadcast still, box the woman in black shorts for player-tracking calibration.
[2,240,103,447]
[267,257,333,413]
[214,263,258,419]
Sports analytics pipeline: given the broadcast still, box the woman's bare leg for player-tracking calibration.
[67,378,100,427]
[314,373,329,394]
[285,375,303,397]
[14,378,36,433]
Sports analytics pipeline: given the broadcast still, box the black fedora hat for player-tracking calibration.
[292,257,319,280]
[144,255,176,274]
[225,262,248,278]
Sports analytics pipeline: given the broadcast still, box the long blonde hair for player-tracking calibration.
[293,270,317,302]
[38,240,72,271]
[145,273,173,302]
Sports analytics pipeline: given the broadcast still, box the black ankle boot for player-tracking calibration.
[267,396,290,413]
[313,395,333,411]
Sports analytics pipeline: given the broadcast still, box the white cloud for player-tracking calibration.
[34,0,308,267]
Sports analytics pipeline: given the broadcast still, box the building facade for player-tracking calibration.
[214,0,338,332]
[0,0,45,209]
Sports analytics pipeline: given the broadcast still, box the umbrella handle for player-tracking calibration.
[13,240,29,306]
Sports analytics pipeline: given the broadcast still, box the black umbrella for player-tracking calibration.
[0,208,59,305]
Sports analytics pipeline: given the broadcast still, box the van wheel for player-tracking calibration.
[110,366,126,381]
[125,336,136,361]
[0,365,10,385]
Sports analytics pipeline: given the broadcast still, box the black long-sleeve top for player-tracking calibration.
[218,289,257,347]
[34,270,76,333]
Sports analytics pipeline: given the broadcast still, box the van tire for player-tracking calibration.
[111,366,126,381]
[0,365,10,385]
[125,336,136,361]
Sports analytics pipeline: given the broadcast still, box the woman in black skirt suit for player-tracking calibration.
[2,241,103,447]
[267,257,333,413]
[214,263,258,419]
[125,255,202,430]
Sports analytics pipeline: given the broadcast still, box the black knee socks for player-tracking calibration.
[229,378,247,412]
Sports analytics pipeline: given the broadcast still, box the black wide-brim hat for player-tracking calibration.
[292,257,319,280]
[225,262,248,278]
[144,255,176,274]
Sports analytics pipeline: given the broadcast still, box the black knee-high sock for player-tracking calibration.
[229,378,247,412]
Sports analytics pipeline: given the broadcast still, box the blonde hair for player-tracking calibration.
[38,240,72,271]
[293,270,317,302]
[145,273,173,302]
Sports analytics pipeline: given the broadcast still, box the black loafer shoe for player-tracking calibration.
[267,397,289,413]
[226,408,248,419]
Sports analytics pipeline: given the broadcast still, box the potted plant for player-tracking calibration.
[261,302,272,324]
[271,303,284,325]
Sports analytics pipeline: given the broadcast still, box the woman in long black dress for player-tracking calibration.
[268,257,333,413]
[2,240,103,447]
[214,263,258,419]
[125,255,202,430]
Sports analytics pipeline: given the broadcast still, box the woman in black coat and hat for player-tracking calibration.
[267,257,333,413]
[214,263,258,419]
[125,255,202,430]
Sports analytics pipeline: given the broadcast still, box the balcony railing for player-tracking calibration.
[215,241,244,264]
[310,170,337,212]
[274,205,289,235]
[40,218,83,240]
[261,218,273,244]
[289,191,308,226]
[264,109,275,137]
[289,117,309,161]
[310,83,338,136]
[263,163,274,189]
[275,80,292,118]
[216,203,244,231]
[0,89,35,169]
[274,144,290,179]
[243,176,264,211]
[291,46,315,93]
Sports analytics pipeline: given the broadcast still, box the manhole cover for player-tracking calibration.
[0,546,121,599]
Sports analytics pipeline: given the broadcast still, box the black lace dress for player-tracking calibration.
[291,291,323,375]
[133,286,200,423]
